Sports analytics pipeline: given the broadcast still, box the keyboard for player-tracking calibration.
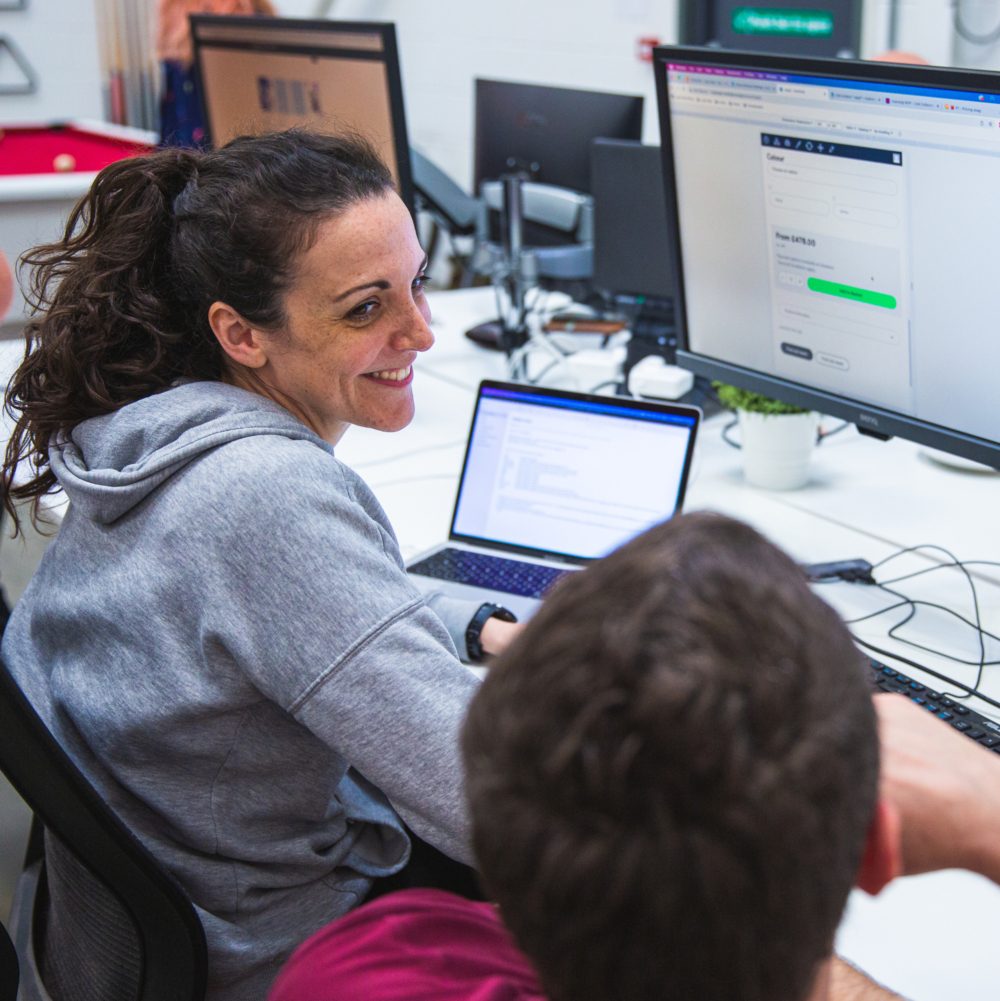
[408,548,574,599]
[867,655,1000,752]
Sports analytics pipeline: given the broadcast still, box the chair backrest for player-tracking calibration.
[0,654,207,1001]
[0,916,18,1001]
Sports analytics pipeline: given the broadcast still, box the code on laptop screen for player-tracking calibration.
[451,386,698,561]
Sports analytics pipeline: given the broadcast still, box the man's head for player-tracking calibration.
[462,512,880,1001]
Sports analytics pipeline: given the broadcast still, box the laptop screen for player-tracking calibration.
[450,383,700,562]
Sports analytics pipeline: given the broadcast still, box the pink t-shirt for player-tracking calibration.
[268,888,546,1001]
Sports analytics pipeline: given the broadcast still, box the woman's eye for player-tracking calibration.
[413,273,431,294]
[349,300,378,320]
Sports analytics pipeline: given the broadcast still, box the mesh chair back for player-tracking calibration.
[0,655,207,1001]
[37,831,142,1001]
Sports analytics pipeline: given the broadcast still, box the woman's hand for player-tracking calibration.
[479,616,524,659]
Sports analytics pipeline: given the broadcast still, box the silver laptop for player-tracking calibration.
[407,380,700,620]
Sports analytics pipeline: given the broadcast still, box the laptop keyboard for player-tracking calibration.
[867,655,1000,751]
[409,548,575,599]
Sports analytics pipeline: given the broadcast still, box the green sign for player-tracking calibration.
[807,277,897,310]
[732,7,835,37]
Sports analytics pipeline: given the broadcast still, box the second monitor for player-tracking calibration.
[474,79,643,195]
[191,15,415,212]
[591,138,678,373]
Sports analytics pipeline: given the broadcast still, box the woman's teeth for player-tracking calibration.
[368,366,411,381]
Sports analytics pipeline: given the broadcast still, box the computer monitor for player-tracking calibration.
[474,79,643,195]
[190,15,414,213]
[591,139,675,313]
[591,139,677,370]
[678,0,862,59]
[654,46,1000,468]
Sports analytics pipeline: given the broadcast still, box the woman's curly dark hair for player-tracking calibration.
[2,129,394,532]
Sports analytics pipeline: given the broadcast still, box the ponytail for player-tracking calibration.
[2,129,394,532]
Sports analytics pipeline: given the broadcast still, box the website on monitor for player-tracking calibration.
[665,63,1000,444]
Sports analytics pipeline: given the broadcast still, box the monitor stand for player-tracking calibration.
[917,447,1000,475]
[464,319,528,353]
[465,319,505,351]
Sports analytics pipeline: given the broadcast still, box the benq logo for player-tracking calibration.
[858,413,879,427]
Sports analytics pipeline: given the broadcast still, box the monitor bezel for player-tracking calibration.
[190,14,415,215]
[653,45,1000,468]
[473,78,644,195]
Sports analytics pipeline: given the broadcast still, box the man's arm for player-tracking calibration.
[829,957,904,1000]
[875,693,1000,882]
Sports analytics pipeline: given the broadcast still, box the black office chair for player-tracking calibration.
[0,654,207,1001]
[0,917,18,1001]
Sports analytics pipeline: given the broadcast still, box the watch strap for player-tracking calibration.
[465,602,517,662]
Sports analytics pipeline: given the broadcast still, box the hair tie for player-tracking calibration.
[172,177,198,218]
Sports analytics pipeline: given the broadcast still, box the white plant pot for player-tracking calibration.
[738,410,818,490]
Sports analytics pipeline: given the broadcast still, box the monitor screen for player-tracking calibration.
[190,15,414,213]
[591,139,675,309]
[451,382,699,562]
[474,79,643,194]
[654,47,1000,467]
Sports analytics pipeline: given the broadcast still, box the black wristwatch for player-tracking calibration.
[465,602,517,663]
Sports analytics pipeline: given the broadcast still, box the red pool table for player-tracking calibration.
[0,119,158,325]
[0,121,155,179]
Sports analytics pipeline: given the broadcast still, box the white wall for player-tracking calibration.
[272,1,962,191]
[278,0,681,189]
[951,0,1000,69]
[0,0,103,123]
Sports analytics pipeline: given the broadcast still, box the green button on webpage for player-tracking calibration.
[807,277,897,309]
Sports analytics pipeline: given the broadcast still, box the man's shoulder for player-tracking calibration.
[269,889,546,1001]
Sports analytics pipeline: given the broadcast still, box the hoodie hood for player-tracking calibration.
[50,381,331,524]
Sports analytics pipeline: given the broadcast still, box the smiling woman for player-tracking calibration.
[0,130,520,1001]
[213,195,434,443]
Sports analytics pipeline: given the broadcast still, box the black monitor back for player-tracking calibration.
[474,79,643,194]
[191,15,415,213]
[591,139,675,308]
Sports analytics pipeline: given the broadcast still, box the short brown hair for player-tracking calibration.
[462,512,877,1001]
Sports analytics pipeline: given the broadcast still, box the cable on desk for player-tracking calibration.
[720,413,851,451]
[836,542,998,702]
[721,416,741,450]
[816,420,851,443]
[876,557,1000,588]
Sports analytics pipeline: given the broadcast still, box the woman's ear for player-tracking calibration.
[208,301,269,369]
[856,798,903,896]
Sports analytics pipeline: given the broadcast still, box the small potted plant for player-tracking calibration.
[714,383,818,490]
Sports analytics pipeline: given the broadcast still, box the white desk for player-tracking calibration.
[3,287,999,997]
[339,287,1000,1000]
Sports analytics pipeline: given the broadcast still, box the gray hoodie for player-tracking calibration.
[2,380,482,1000]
